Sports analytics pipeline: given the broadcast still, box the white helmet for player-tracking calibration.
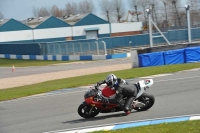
[105,74,117,88]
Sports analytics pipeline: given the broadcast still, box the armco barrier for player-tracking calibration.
[139,46,200,67]
[0,53,131,61]
[137,42,200,54]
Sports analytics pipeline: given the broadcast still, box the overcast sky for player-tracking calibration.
[0,0,188,21]
[0,0,109,21]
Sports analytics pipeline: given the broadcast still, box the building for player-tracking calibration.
[24,16,72,42]
[0,19,33,43]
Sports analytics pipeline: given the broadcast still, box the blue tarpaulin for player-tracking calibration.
[164,49,185,65]
[139,52,164,67]
[185,46,200,63]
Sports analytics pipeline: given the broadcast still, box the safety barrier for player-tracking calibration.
[0,53,131,61]
[138,46,200,67]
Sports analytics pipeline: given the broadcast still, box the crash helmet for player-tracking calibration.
[105,73,118,88]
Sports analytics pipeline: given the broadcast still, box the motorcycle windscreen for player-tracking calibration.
[84,89,97,98]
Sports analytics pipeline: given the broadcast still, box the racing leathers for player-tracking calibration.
[96,78,137,113]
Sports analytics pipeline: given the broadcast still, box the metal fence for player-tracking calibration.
[39,40,107,56]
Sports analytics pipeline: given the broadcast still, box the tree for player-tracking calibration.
[65,3,73,16]
[160,0,184,28]
[64,2,79,16]
[51,5,64,17]
[149,0,161,25]
[78,0,95,14]
[98,0,113,22]
[33,7,50,17]
[129,0,142,22]
[187,0,200,26]
[0,11,3,19]
[111,0,125,22]
[138,0,151,23]
[71,2,79,14]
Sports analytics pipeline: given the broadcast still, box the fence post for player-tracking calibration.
[66,43,68,55]
[102,41,107,55]
[54,44,56,55]
[79,42,82,55]
[47,43,50,55]
[71,43,74,55]
[95,41,99,55]
[87,42,91,54]
[185,5,191,43]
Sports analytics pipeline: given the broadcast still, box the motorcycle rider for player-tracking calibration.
[95,73,137,115]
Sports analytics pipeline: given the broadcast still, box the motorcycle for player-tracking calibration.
[78,79,155,119]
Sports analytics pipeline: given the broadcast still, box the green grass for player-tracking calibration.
[0,62,200,101]
[0,58,89,67]
[91,120,200,133]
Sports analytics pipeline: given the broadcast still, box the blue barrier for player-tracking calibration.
[164,49,185,65]
[139,46,200,67]
[185,47,200,63]
[139,52,165,67]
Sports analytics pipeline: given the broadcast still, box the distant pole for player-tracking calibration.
[185,5,191,43]
[146,9,153,47]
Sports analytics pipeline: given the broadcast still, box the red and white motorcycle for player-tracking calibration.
[78,79,155,118]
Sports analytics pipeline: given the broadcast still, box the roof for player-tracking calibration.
[59,13,88,25]
[22,16,71,29]
[0,19,10,26]
[23,16,50,28]
[0,19,31,31]
[73,13,109,26]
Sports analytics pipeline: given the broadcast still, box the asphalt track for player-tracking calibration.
[0,58,131,79]
[0,60,200,133]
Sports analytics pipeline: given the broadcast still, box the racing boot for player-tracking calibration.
[124,97,135,115]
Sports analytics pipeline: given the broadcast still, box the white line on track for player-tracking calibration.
[155,75,200,82]
[44,114,200,133]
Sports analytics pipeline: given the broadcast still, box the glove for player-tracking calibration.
[94,84,99,90]
[97,80,106,86]
[97,90,108,103]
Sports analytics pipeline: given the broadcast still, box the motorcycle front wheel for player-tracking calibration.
[133,92,155,111]
[78,102,100,119]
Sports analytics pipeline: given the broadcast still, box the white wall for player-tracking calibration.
[33,27,72,39]
[72,24,110,37]
[111,22,143,33]
[0,30,33,42]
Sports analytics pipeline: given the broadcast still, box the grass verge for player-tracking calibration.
[0,62,200,101]
[91,120,200,133]
[0,58,89,67]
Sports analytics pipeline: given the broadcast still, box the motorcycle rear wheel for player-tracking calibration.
[78,102,100,119]
[133,92,155,111]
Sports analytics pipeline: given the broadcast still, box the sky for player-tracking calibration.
[0,0,107,21]
[0,0,188,21]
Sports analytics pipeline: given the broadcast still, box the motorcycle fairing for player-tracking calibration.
[136,79,153,99]
[85,96,118,110]
[102,86,116,98]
